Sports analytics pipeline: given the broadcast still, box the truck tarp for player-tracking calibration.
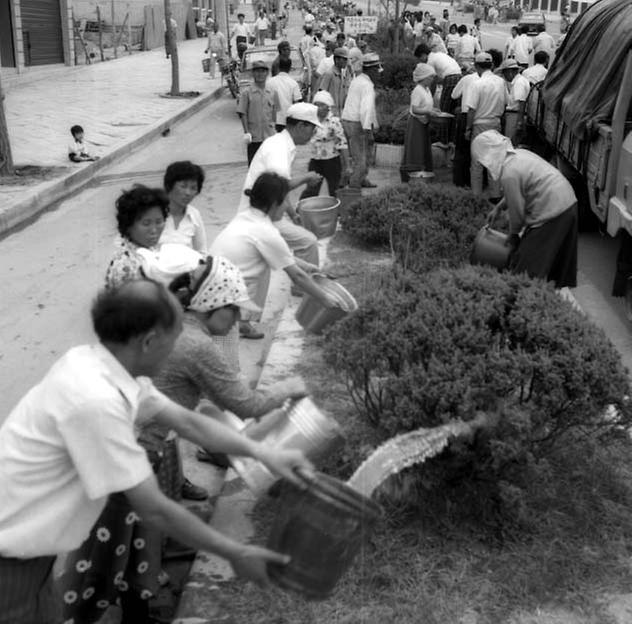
[542,0,632,141]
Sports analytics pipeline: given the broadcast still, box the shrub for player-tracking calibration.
[339,181,489,252]
[378,53,418,91]
[323,265,632,522]
[374,88,409,146]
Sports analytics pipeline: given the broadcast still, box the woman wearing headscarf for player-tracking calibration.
[299,90,350,198]
[157,255,308,440]
[471,130,578,288]
[401,63,437,181]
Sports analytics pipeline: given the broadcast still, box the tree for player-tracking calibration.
[0,73,14,176]
[163,0,181,96]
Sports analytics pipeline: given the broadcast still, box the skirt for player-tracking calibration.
[401,115,433,179]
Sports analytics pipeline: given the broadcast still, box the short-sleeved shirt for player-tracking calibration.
[0,344,159,557]
[522,64,548,85]
[160,204,208,253]
[267,72,302,125]
[506,73,531,110]
[462,70,507,125]
[68,139,88,157]
[451,72,479,103]
[309,113,347,159]
[236,83,279,142]
[316,55,334,76]
[210,208,295,300]
[427,52,462,79]
[341,73,377,130]
[237,129,296,212]
[105,236,147,290]
[513,34,533,65]
[455,33,481,63]
[231,22,250,38]
[410,84,434,119]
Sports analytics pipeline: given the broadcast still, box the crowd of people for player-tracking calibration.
[0,3,581,623]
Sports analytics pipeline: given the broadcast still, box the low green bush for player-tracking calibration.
[323,265,632,523]
[374,88,409,146]
[379,53,417,90]
[339,181,489,254]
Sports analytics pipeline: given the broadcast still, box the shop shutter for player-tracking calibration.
[21,0,64,66]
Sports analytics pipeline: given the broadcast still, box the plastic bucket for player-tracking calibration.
[295,275,357,335]
[470,225,510,269]
[297,196,340,239]
[267,470,383,600]
[229,398,344,497]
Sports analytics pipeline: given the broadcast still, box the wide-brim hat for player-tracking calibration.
[362,52,381,68]
[500,58,520,71]
[286,102,323,127]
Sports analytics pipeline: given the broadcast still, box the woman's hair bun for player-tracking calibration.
[244,188,252,197]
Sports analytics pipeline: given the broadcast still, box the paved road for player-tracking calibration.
[0,95,292,422]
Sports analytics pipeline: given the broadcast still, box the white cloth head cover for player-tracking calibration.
[470,129,515,180]
[413,62,436,83]
[137,243,203,284]
[189,256,261,314]
[313,90,335,107]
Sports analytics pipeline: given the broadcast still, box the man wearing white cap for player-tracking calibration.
[234,102,324,337]
[462,51,507,197]
[341,49,380,189]
[500,58,531,144]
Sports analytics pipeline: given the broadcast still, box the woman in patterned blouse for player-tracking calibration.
[299,90,350,199]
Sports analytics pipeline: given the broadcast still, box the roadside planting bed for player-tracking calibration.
[221,182,632,623]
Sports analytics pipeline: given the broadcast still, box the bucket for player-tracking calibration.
[297,196,340,239]
[267,470,383,600]
[337,187,362,220]
[470,225,510,269]
[295,274,358,335]
[229,398,345,497]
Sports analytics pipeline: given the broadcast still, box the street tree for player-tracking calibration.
[164,0,181,95]
[0,73,14,176]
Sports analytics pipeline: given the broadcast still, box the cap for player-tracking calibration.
[362,52,381,68]
[313,90,335,106]
[286,102,323,127]
[500,58,520,70]
[333,46,349,59]
[348,47,363,62]
[474,52,492,64]
[252,60,269,71]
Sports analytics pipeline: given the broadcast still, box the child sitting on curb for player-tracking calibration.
[68,124,100,163]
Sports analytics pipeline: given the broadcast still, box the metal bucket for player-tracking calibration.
[267,470,383,600]
[295,275,358,335]
[470,225,510,269]
[297,196,340,239]
[229,397,345,497]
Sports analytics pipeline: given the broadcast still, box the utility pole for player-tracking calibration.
[164,0,181,95]
[0,72,14,176]
[394,0,400,52]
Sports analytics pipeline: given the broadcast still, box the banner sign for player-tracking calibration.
[344,16,379,35]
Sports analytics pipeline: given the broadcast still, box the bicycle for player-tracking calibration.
[218,55,240,99]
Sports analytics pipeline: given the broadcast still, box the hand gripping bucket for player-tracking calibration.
[297,196,340,239]
[267,470,383,600]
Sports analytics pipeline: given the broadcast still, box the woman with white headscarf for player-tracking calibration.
[299,90,350,197]
[471,130,578,288]
[401,62,437,180]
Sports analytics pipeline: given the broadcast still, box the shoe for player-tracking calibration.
[361,179,377,188]
[196,448,231,469]
[239,321,264,340]
[181,478,208,501]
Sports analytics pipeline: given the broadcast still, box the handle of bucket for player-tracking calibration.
[486,197,506,226]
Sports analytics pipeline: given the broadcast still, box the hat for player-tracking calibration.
[252,60,269,71]
[500,58,520,71]
[424,25,435,33]
[413,62,436,83]
[333,46,349,58]
[286,102,323,127]
[313,90,334,107]
[189,256,260,314]
[474,52,492,64]
[362,52,381,68]
[348,47,363,62]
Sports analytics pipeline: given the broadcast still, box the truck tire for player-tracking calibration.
[556,156,600,233]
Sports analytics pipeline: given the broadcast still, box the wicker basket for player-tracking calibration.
[374,143,404,168]
[201,57,210,73]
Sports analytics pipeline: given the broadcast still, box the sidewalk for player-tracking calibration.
[0,39,226,236]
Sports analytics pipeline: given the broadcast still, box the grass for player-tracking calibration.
[220,233,632,624]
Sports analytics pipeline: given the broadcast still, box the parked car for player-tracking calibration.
[239,45,311,102]
[518,11,546,35]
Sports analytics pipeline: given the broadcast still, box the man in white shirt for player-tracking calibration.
[315,41,336,83]
[415,43,461,112]
[522,50,549,85]
[513,25,533,68]
[462,52,507,197]
[500,58,531,144]
[533,24,556,60]
[300,25,314,57]
[268,57,303,130]
[341,50,380,189]
[254,10,270,46]
[455,24,481,68]
[231,13,251,60]
[0,279,311,624]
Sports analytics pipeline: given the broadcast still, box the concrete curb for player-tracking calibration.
[0,85,227,238]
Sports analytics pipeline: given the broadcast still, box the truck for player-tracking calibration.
[525,0,632,247]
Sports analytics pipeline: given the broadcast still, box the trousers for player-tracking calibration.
[342,120,368,189]
[275,215,319,266]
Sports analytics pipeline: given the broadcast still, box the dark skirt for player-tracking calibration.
[401,114,433,179]
[510,205,578,288]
